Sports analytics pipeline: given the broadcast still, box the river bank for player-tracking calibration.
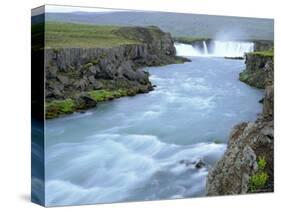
[206,49,274,195]
[44,22,187,119]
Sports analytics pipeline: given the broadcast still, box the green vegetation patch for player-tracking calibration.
[249,172,269,192]
[46,98,76,119]
[257,156,267,170]
[88,89,131,102]
[248,50,274,57]
[174,36,210,44]
[45,22,142,48]
[249,156,269,192]
[45,88,139,119]
[239,71,250,82]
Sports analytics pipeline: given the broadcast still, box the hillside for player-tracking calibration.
[45,11,274,40]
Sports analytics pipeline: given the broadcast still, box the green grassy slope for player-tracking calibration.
[248,50,274,57]
[45,22,142,48]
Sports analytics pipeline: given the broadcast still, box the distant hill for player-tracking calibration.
[45,11,274,40]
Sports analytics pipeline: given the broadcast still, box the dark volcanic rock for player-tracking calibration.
[194,160,206,169]
[179,159,206,169]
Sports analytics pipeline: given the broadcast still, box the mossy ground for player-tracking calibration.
[45,89,139,119]
[46,98,76,119]
[88,89,134,102]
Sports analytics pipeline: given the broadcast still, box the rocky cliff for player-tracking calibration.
[206,51,274,195]
[45,26,187,118]
[239,51,273,88]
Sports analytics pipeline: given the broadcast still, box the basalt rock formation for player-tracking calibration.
[45,26,187,118]
[239,52,273,89]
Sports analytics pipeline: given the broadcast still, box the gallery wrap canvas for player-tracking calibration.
[31,4,274,207]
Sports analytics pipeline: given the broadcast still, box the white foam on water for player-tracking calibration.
[44,56,263,206]
[45,133,226,206]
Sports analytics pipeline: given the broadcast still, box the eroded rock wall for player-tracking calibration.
[239,53,273,88]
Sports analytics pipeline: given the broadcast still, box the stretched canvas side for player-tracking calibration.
[31,5,46,206]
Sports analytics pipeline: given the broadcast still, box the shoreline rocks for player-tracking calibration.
[206,117,274,195]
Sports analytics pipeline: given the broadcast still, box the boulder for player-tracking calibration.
[194,160,206,169]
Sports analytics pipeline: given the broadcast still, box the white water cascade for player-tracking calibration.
[175,41,254,57]
[203,41,209,55]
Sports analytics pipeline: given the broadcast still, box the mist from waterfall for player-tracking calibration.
[175,40,254,57]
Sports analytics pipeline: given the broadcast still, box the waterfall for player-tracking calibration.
[203,41,208,55]
[175,41,254,57]
[211,41,254,57]
[174,43,202,57]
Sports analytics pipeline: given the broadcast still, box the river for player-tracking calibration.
[44,43,263,206]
